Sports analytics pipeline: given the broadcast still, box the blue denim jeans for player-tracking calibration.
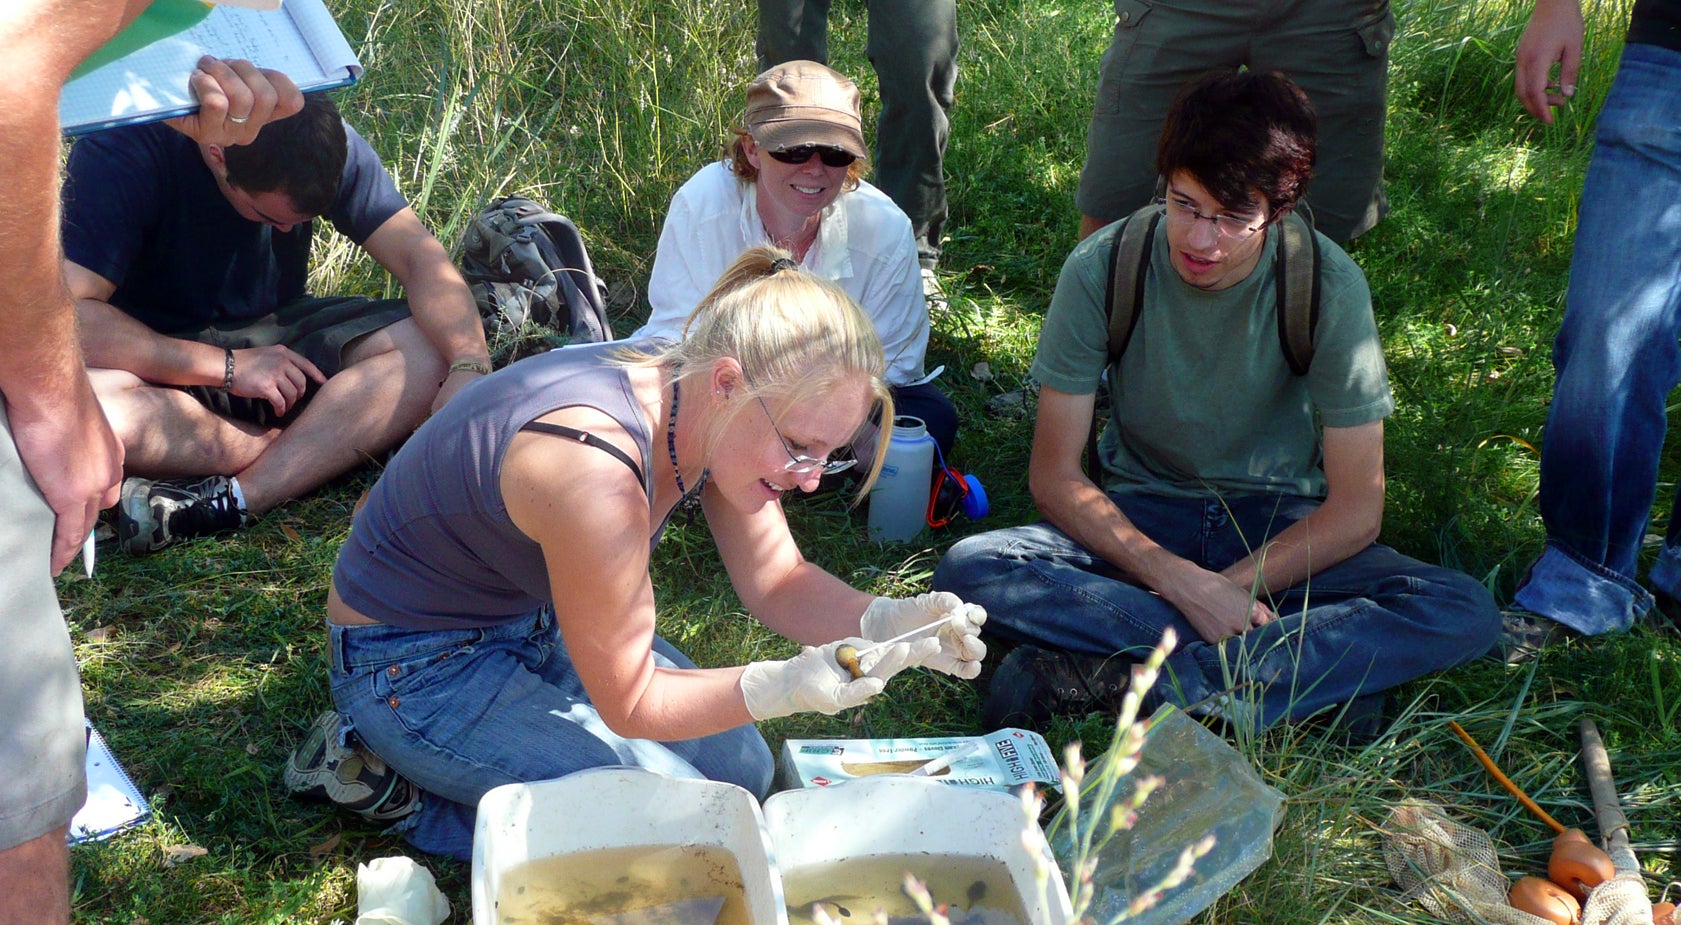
[932,492,1499,728]
[1513,43,1681,635]
[328,609,774,861]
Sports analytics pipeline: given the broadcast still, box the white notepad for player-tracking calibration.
[69,721,152,845]
[60,0,361,137]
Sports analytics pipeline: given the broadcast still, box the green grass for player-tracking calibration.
[55,0,1681,921]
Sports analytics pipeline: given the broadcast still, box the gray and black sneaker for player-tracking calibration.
[1496,609,1578,665]
[117,475,250,554]
[284,711,420,823]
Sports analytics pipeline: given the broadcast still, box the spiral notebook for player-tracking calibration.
[60,0,362,137]
[69,721,152,845]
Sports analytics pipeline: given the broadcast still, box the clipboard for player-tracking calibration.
[61,0,362,137]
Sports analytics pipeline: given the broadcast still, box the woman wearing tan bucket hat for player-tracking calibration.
[633,60,958,458]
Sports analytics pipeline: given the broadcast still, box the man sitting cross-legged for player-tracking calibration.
[933,69,1500,733]
[61,92,491,553]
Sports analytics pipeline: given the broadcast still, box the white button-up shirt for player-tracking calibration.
[634,161,929,385]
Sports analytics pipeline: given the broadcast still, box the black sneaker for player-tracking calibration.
[1302,691,1390,743]
[284,711,420,823]
[982,645,1135,731]
[1496,609,1577,665]
[117,475,250,554]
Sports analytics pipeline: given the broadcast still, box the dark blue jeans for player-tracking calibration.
[1513,43,1681,635]
[933,492,1498,728]
[328,608,774,861]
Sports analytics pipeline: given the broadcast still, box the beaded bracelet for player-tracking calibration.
[447,359,491,376]
[222,348,235,392]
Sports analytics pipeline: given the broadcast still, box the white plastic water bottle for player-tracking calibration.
[868,416,936,542]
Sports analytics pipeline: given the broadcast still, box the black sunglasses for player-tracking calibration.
[766,145,857,168]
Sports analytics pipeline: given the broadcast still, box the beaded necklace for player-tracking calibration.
[666,379,709,505]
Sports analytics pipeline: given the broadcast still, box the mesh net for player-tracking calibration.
[1383,801,1658,925]
[1581,874,1656,925]
[1382,800,1556,925]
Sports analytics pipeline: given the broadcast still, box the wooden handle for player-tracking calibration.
[1579,717,1639,875]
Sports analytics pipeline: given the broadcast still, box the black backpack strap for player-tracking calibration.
[1088,204,1165,478]
[1105,204,1164,359]
[1273,209,1321,376]
[519,421,646,490]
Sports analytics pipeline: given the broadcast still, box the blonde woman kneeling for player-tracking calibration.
[284,247,986,860]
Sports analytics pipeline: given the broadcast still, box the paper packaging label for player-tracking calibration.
[778,728,1059,792]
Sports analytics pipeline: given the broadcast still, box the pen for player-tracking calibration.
[83,530,96,579]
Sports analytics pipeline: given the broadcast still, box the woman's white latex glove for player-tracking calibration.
[354,856,449,925]
[860,592,988,679]
[740,636,936,721]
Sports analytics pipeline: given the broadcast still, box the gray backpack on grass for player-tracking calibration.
[459,196,613,345]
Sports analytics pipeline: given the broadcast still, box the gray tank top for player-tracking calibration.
[332,341,660,630]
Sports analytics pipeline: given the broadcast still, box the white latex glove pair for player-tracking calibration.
[740,635,937,721]
[860,591,987,679]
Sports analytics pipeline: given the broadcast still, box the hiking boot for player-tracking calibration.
[117,475,249,554]
[982,645,1134,731]
[1496,609,1577,665]
[284,711,420,823]
[1303,691,1390,743]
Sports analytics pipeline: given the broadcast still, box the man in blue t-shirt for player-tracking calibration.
[61,93,492,553]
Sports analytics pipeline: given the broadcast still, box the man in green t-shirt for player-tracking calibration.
[933,70,1498,733]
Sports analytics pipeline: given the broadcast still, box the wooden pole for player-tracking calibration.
[1579,717,1639,876]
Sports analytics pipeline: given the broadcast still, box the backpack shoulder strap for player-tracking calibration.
[1272,209,1321,376]
[1105,203,1165,360]
[1088,204,1164,477]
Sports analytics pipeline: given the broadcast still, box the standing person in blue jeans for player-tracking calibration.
[757,0,956,270]
[933,70,1499,732]
[1501,0,1681,661]
[283,248,986,861]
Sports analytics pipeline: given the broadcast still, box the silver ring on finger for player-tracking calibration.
[229,115,250,124]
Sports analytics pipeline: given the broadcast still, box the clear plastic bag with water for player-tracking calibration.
[1046,705,1284,925]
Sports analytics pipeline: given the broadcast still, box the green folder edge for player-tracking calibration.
[61,0,361,137]
[72,0,215,81]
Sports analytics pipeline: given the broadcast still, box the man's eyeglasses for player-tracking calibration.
[767,145,858,168]
[753,393,857,477]
[1156,195,1268,239]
